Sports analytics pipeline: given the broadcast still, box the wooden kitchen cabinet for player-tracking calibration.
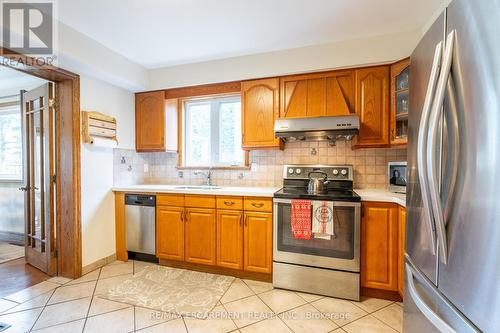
[241,78,283,150]
[217,210,244,270]
[136,91,165,151]
[156,205,185,261]
[353,66,390,148]
[279,70,355,119]
[361,202,398,291]
[243,212,273,274]
[135,91,177,152]
[390,58,410,146]
[398,205,406,297]
[184,208,217,266]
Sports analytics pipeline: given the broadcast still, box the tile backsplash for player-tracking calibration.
[113,141,406,189]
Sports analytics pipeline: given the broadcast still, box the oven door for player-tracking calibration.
[273,198,360,272]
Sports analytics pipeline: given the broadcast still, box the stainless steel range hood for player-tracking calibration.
[274,116,359,145]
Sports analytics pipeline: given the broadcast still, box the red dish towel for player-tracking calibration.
[291,200,312,239]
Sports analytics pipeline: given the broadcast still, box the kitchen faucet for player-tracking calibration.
[194,168,213,186]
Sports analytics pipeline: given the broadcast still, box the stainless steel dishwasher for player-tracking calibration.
[125,194,156,256]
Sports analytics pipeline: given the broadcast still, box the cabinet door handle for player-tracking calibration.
[184,211,189,222]
[180,210,184,222]
[391,128,395,141]
[239,214,243,227]
[244,215,248,227]
[251,203,264,208]
[224,201,235,206]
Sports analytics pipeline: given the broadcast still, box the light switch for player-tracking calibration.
[143,163,149,173]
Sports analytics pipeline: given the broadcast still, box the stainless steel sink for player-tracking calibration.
[174,185,222,190]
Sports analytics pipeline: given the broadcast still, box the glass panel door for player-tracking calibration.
[395,67,409,139]
[22,83,56,275]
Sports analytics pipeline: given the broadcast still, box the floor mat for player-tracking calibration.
[0,243,24,264]
[103,265,234,318]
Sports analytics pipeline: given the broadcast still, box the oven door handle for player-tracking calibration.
[273,198,292,204]
[273,198,361,208]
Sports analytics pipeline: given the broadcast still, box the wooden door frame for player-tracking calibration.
[1,48,82,278]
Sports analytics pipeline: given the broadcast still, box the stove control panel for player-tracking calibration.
[283,165,353,181]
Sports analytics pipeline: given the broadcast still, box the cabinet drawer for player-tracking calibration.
[217,196,243,210]
[185,195,216,208]
[244,197,272,212]
[157,194,184,207]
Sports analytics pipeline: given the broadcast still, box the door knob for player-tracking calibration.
[18,186,29,191]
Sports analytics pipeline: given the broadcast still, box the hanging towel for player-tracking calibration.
[291,200,312,239]
[312,201,334,240]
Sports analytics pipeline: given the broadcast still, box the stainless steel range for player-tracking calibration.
[273,165,361,301]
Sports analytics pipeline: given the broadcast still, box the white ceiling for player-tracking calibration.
[57,0,441,69]
[0,66,47,97]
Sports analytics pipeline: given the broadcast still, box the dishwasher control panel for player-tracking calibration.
[125,194,156,207]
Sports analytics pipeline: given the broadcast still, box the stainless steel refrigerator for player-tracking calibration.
[405,0,500,331]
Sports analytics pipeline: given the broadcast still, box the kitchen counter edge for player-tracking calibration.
[354,189,406,207]
[112,185,280,197]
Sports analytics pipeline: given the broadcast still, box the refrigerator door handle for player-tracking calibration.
[405,263,457,333]
[427,30,456,265]
[442,76,460,222]
[416,42,443,255]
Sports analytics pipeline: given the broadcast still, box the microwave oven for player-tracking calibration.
[388,161,407,193]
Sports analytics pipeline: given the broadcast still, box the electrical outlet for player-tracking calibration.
[143,163,149,173]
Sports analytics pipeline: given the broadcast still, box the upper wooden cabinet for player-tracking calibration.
[361,201,398,291]
[241,78,282,150]
[390,58,410,146]
[279,70,355,119]
[353,66,390,148]
[135,91,177,152]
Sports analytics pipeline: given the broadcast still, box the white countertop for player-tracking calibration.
[112,184,280,197]
[113,185,406,204]
[354,189,406,207]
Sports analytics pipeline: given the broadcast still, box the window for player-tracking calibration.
[183,95,244,167]
[0,103,23,180]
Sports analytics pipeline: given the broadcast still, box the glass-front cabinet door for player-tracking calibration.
[390,58,410,145]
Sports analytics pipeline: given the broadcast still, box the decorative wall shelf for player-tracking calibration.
[82,111,118,145]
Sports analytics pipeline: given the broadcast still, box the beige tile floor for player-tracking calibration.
[0,260,403,333]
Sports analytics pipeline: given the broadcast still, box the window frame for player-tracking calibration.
[179,94,249,169]
[0,101,24,182]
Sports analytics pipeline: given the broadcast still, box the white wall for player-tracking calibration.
[80,75,135,267]
[57,23,148,92]
[148,29,422,90]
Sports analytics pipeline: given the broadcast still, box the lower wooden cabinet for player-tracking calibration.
[156,205,184,261]
[184,208,217,266]
[243,212,273,274]
[217,210,244,270]
[398,205,406,297]
[152,195,273,276]
[361,202,399,291]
